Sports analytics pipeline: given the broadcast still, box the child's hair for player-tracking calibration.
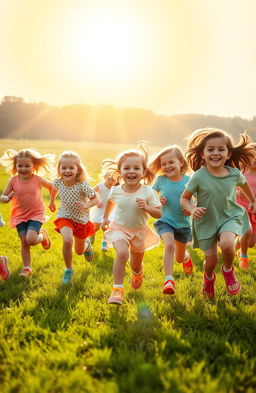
[185,128,255,172]
[102,142,155,185]
[0,148,55,176]
[57,151,90,183]
[149,145,188,175]
[98,169,119,184]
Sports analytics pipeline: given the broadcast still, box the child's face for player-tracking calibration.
[120,156,145,186]
[104,175,116,188]
[201,137,230,170]
[59,157,79,183]
[160,151,183,180]
[16,157,34,180]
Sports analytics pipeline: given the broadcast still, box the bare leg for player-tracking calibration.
[20,234,31,268]
[130,251,144,274]
[112,240,129,285]
[74,237,87,255]
[240,228,251,256]
[60,227,73,269]
[219,231,236,269]
[249,233,256,248]
[175,240,187,262]
[161,232,175,276]
[203,242,218,278]
[26,229,43,246]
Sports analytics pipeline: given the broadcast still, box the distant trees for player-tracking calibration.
[0,96,255,145]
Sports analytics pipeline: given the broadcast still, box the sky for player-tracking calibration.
[0,0,256,119]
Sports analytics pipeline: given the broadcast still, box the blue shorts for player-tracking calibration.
[16,220,42,237]
[154,220,191,244]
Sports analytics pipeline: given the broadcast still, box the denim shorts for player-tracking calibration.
[154,220,191,244]
[16,220,42,237]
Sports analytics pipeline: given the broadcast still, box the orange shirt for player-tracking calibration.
[10,175,46,228]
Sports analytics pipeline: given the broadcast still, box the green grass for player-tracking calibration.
[0,139,256,393]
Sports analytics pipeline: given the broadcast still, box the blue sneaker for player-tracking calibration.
[101,240,108,252]
[84,239,94,262]
[62,268,74,284]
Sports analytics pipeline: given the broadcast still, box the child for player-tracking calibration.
[90,170,118,252]
[49,151,98,284]
[180,128,256,299]
[0,149,54,277]
[236,143,256,268]
[102,143,162,305]
[149,145,193,295]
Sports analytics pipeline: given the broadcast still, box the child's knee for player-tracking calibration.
[117,250,129,263]
[63,238,73,248]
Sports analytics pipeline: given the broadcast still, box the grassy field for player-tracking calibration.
[0,139,256,393]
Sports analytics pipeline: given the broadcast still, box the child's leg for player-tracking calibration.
[249,233,256,248]
[175,240,193,274]
[26,229,44,246]
[74,237,87,255]
[60,227,73,269]
[130,251,144,289]
[239,228,251,257]
[20,234,31,268]
[113,240,129,285]
[161,232,175,276]
[219,231,236,269]
[202,243,218,299]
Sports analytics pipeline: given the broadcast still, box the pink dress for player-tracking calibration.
[236,172,256,234]
[10,175,46,228]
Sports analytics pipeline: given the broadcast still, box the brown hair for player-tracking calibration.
[149,145,188,175]
[0,148,55,176]
[185,128,255,172]
[57,151,90,183]
[102,142,155,185]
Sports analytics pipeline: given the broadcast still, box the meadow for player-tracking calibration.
[0,139,256,393]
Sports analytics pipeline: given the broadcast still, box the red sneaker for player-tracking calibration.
[0,256,10,280]
[182,250,193,275]
[237,250,249,269]
[131,271,143,289]
[221,265,241,295]
[162,279,175,295]
[40,228,51,250]
[202,272,216,299]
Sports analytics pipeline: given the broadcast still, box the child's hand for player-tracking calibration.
[101,218,110,231]
[97,202,103,208]
[160,196,167,206]
[249,201,256,214]
[191,206,206,220]
[49,202,56,212]
[182,208,191,216]
[136,198,148,211]
[75,201,88,210]
[8,191,15,200]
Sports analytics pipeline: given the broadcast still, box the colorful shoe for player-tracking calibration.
[162,279,175,295]
[221,264,241,295]
[40,228,51,250]
[234,236,241,250]
[202,272,216,299]
[182,250,193,274]
[62,268,74,284]
[0,256,10,280]
[101,240,108,252]
[84,239,94,261]
[131,270,143,289]
[19,266,33,277]
[108,287,124,305]
[0,215,5,227]
[237,250,249,269]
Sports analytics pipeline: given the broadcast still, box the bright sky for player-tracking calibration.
[0,0,255,118]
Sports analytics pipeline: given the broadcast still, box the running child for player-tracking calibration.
[180,128,256,299]
[149,145,193,295]
[102,143,161,305]
[49,151,98,284]
[0,148,54,277]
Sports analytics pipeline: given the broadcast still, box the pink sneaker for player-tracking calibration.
[202,272,216,299]
[162,279,175,295]
[221,265,241,295]
[108,287,124,305]
[0,256,10,280]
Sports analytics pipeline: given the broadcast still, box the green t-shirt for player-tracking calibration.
[186,166,249,245]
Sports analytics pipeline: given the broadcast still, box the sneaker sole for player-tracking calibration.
[108,298,122,305]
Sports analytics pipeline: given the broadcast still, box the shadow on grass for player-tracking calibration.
[0,267,34,306]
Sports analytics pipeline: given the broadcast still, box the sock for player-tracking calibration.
[24,266,32,271]
[165,274,174,281]
[205,274,214,280]
[223,266,232,272]
[240,253,248,258]
[133,270,142,275]
[113,284,124,288]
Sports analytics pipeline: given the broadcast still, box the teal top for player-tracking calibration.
[153,175,191,229]
[185,166,250,249]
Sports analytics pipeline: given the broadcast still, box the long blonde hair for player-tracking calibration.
[0,148,55,177]
[149,145,188,175]
[57,151,90,183]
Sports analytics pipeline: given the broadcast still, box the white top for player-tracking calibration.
[108,184,160,228]
[53,179,96,224]
[91,182,115,223]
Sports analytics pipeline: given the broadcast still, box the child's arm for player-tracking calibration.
[40,177,53,194]
[93,184,103,208]
[136,198,162,218]
[239,182,256,213]
[75,195,98,211]
[180,190,206,220]
[49,188,58,212]
[1,179,15,203]
[101,199,115,230]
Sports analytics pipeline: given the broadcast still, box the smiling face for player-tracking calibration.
[201,136,231,172]
[59,157,79,184]
[16,157,34,180]
[120,155,145,190]
[160,151,183,181]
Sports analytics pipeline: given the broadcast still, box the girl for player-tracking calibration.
[0,149,54,277]
[236,144,256,268]
[149,146,193,296]
[102,143,162,305]
[180,128,256,299]
[49,151,98,284]
[90,170,118,252]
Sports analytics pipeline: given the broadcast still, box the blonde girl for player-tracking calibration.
[49,151,98,284]
[102,143,161,305]
[90,170,118,252]
[0,149,54,277]
[149,145,193,296]
[180,128,256,299]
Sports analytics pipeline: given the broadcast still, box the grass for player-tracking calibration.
[0,139,256,393]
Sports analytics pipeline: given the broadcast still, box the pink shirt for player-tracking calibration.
[236,172,256,210]
[10,175,46,228]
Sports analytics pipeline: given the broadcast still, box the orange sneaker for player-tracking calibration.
[162,279,175,295]
[237,250,249,269]
[182,250,193,275]
[131,270,143,289]
[221,265,241,295]
[234,237,241,250]
[40,228,51,250]
[19,267,33,277]
[202,272,216,299]
[108,287,124,305]
[0,256,10,280]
